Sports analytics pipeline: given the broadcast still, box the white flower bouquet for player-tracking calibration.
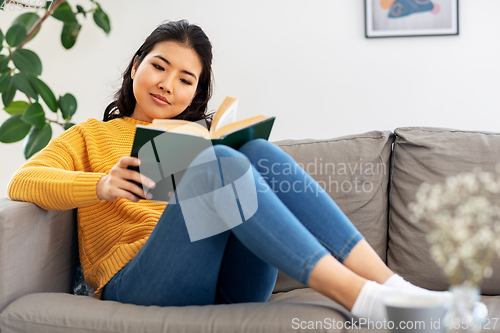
[409,167,500,287]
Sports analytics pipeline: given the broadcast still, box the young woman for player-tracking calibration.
[8,19,450,321]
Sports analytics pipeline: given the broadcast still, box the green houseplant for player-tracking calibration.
[0,0,111,158]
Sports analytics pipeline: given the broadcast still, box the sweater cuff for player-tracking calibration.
[72,172,106,207]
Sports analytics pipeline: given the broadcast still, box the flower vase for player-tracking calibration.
[444,285,481,333]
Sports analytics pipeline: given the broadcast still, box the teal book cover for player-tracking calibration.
[128,116,275,201]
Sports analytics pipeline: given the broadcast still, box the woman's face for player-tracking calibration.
[130,40,203,122]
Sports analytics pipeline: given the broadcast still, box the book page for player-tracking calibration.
[152,119,210,139]
[211,96,238,134]
[212,115,269,139]
[136,124,166,132]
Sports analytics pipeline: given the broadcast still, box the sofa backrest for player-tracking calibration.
[272,130,394,293]
[388,127,500,295]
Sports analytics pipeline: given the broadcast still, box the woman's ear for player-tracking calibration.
[131,56,137,80]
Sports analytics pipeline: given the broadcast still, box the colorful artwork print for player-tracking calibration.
[365,0,458,37]
[380,0,441,18]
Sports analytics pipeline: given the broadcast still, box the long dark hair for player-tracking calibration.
[103,19,214,128]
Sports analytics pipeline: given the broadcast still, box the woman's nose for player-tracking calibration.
[158,75,173,93]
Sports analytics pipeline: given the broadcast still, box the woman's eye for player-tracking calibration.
[181,79,192,85]
[152,64,164,71]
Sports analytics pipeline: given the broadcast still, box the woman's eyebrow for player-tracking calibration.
[153,55,197,80]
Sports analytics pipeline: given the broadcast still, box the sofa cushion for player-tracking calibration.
[388,127,500,295]
[0,199,77,312]
[3,293,500,333]
[0,292,351,333]
[272,130,394,292]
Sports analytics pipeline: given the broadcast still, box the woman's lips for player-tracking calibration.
[151,94,170,106]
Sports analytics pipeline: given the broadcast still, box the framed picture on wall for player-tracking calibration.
[365,0,459,38]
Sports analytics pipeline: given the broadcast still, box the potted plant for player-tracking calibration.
[0,0,110,158]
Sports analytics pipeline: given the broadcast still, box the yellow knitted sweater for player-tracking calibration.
[7,116,166,299]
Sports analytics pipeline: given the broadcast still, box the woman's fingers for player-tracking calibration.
[115,178,152,201]
[140,174,156,189]
[108,172,153,200]
[97,157,156,202]
[115,157,156,189]
[117,156,140,168]
[110,187,141,202]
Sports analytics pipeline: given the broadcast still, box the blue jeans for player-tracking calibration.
[102,139,364,306]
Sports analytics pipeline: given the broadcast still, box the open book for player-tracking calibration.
[128,96,275,201]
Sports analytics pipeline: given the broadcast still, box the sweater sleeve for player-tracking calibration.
[7,126,106,210]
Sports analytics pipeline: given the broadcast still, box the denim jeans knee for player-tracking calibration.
[171,143,259,242]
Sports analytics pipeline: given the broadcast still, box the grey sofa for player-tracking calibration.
[1,127,500,333]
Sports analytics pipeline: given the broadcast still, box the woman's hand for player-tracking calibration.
[96,156,156,202]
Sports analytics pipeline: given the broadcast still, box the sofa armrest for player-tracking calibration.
[0,198,77,312]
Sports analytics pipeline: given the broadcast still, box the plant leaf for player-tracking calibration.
[0,28,3,52]
[6,24,27,48]
[93,6,110,35]
[0,55,9,71]
[4,100,29,115]
[51,2,76,23]
[0,67,10,76]
[0,73,11,93]
[76,5,86,18]
[22,102,45,127]
[2,79,16,107]
[12,48,42,76]
[12,12,41,43]
[61,21,81,49]
[63,122,76,130]
[59,93,77,120]
[12,12,40,30]
[24,122,52,159]
[0,114,32,143]
[29,76,57,112]
[12,72,38,101]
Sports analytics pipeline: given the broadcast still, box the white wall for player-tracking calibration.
[1,0,499,196]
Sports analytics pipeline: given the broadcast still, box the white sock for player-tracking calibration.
[384,274,452,302]
[383,274,488,319]
[351,280,395,321]
[352,279,456,322]
[352,275,488,322]
[383,274,429,293]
